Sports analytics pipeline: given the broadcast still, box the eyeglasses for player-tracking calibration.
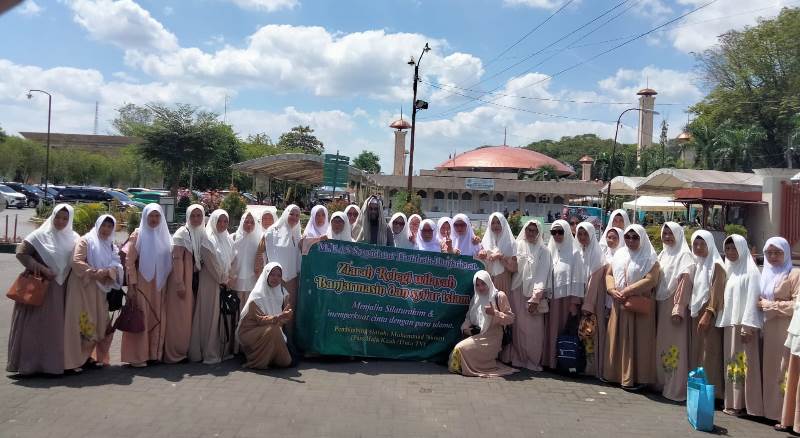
[454,222,467,228]
[765,250,784,257]
[569,221,579,226]
[550,229,565,236]
[624,234,640,241]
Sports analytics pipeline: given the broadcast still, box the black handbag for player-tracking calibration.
[218,286,241,357]
[107,288,124,312]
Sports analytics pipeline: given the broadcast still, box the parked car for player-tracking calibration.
[131,191,164,204]
[0,184,27,209]
[54,186,114,203]
[3,182,53,207]
[126,187,149,195]
[241,192,258,204]
[105,189,145,209]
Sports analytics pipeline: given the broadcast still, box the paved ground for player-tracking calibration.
[0,248,783,437]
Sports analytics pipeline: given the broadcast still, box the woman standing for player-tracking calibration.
[448,271,517,377]
[238,262,293,369]
[344,204,362,241]
[688,230,726,400]
[576,222,608,378]
[253,209,277,275]
[604,224,659,390]
[760,237,800,423]
[8,204,78,375]
[718,234,763,417]
[415,219,440,252]
[262,205,302,314]
[605,209,630,233]
[260,209,277,233]
[301,205,329,255]
[123,204,171,368]
[64,214,123,371]
[389,213,414,249]
[438,217,455,254]
[476,213,517,293]
[189,209,233,364]
[231,211,261,312]
[164,204,205,364]
[505,219,551,371]
[545,219,586,369]
[654,222,695,401]
[328,212,353,242]
[408,214,422,245]
[452,214,481,257]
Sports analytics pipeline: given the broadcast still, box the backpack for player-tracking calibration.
[556,314,586,375]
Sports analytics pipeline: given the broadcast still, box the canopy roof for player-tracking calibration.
[636,168,762,195]
[622,196,685,212]
[599,176,645,197]
[232,153,368,185]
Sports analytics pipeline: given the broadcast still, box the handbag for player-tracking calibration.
[556,313,586,375]
[107,288,125,312]
[687,367,715,431]
[218,286,241,356]
[114,293,145,333]
[6,271,48,306]
[623,295,653,314]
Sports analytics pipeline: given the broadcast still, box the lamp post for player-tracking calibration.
[406,43,431,203]
[26,89,52,200]
[604,107,659,212]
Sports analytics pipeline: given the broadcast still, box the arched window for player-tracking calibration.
[538,195,549,203]
[434,191,445,199]
[525,194,536,203]
[493,193,504,202]
[461,192,472,200]
[417,190,427,199]
[479,193,490,201]
[553,196,564,205]
[448,191,459,200]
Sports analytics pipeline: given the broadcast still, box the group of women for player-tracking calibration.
[7,201,800,432]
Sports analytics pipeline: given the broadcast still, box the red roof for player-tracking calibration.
[389,118,412,130]
[436,146,574,175]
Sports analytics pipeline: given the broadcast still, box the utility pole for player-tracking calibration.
[406,43,431,203]
[27,90,52,198]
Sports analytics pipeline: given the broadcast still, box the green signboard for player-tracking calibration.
[323,153,349,188]
[296,241,482,362]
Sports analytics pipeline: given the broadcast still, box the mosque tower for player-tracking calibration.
[636,87,657,164]
[389,111,411,176]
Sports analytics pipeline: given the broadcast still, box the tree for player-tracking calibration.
[525,164,558,181]
[691,8,800,168]
[352,150,381,174]
[0,124,7,142]
[277,125,324,155]
[112,103,154,137]
[524,134,635,179]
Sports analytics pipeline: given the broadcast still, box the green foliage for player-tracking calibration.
[327,199,349,214]
[391,190,422,216]
[508,212,523,236]
[691,8,800,169]
[35,203,53,220]
[220,191,247,225]
[72,203,109,235]
[724,224,748,238]
[126,208,141,234]
[524,134,642,179]
[277,125,324,155]
[645,225,663,253]
[474,227,485,239]
[113,103,154,137]
[352,150,381,174]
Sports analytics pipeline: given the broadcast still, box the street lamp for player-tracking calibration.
[26,89,52,200]
[604,107,659,212]
[406,42,431,203]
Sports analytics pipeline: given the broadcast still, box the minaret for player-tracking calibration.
[389,111,411,176]
[636,87,657,164]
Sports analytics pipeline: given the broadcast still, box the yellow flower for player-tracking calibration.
[448,348,462,374]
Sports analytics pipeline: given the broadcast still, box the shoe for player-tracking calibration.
[774,424,790,432]
[621,384,646,392]
[130,362,147,368]
[722,408,743,417]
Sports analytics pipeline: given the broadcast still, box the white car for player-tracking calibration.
[0,184,27,209]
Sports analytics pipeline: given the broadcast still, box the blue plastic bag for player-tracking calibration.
[687,367,715,432]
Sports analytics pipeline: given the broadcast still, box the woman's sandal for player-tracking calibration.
[774,424,791,432]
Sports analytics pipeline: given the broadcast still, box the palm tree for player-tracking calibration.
[714,122,766,171]
[529,164,558,181]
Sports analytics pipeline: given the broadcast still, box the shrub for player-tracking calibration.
[645,225,663,253]
[220,191,247,225]
[724,224,747,238]
[126,208,141,234]
[72,203,108,235]
[35,203,53,220]
[327,199,349,214]
[474,227,485,240]
[201,190,223,212]
[508,212,523,236]
[391,190,422,215]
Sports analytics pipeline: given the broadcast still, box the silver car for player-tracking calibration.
[0,184,27,209]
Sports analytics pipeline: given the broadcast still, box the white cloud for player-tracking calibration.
[229,0,298,12]
[68,0,179,52]
[17,0,43,16]
[598,65,702,104]
[503,0,575,9]
[667,0,792,52]
[631,0,672,18]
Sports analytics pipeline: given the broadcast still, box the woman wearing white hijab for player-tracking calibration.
[599,227,623,261]
[504,219,552,371]
[301,204,329,255]
[123,203,172,368]
[605,209,630,233]
[780,243,800,432]
[759,238,800,424]
[237,262,293,369]
[654,222,695,401]
[164,204,205,364]
[575,221,609,378]
[688,230,726,400]
[477,212,517,292]
[189,209,234,364]
[231,211,261,318]
[262,205,302,314]
[544,219,586,369]
[254,209,277,275]
[344,204,362,240]
[437,216,455,253]
[259,209,277,233]
[408,214,422,245]
[718,234,764,417]
[64,214,123,371]
[415,219,441,252]
[8,204,78,375]
[604,224,659,390]
[327,211,353,242]
[449,270,517,377]
[452,214,481,257]
[390,212,414,250]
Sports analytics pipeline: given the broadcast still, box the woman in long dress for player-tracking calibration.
[122,203,171,367]
[653,222,695,401]
[301,205,329,255]
[780,272,800,431]
[164,204,205,364]
[260,209,276,233]
[189,209,234,364]
[231,211,260,308]
[576,222,607,378]
[327,212,353,242]
[476,212,517,293]
[544,219,586,369]
[415,219,440,252]
[504,219,551,371]
[344,204,362,241]
[238,262,293,369]
[452,214,481,257]
[261,205,302,335]
[605,209,630,233]
[688,230,726,399]
[8,204,78,375]
[64,214,123,371]
[718,234,763,417]
[390,212,414,250]
[759,237,800,424]
[604,224,659,390]
[448,270,518,377]
[253,209,277,275]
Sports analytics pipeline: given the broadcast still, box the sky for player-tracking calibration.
[0,0,795,172]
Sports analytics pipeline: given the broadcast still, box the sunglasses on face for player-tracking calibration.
[569,221,579,226]
[454,222,467,228]
[550,229,565,236]
[765,250,784,257]
[624,234,640,241]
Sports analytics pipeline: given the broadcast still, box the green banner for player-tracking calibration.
[296,241,482,362]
